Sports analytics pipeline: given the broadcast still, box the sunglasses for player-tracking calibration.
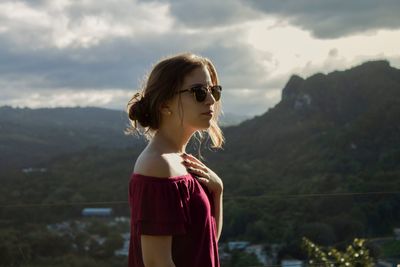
[177,84,222,102]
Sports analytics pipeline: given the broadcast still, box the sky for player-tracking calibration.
[0,0,399,116]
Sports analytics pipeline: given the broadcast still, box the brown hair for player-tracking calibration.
[125,53,224,155]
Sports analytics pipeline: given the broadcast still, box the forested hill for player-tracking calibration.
[0,105,249,170]
[202,60,400,244]
[1,60,399,248]
[208,60,400,194]
[0,106,138,169]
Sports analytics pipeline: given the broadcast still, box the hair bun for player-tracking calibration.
[128,94,151,127]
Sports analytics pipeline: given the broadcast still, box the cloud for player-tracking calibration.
[0,87,133,110]
[1,0,399,116]
[0,0,274,92]
[221,88,281,116]
[163,0,262,29]
[0,0,173,49]
[144,0,400,38]
[243,0,400,39]
[198,39,275,90]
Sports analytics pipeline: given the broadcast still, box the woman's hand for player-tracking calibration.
[181,153,223,196]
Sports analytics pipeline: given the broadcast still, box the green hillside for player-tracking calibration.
[1,60,399,263]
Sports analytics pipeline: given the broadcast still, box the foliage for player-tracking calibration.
[1,60,400,264]
[0,221,127,267]
[302,237,375,267]
[380,240,400,258]
[226,250,262,267]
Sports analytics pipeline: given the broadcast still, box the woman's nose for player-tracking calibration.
[204,89,216,105]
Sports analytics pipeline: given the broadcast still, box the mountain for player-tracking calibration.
[1,60,400,251]
[0,106,250,170]
[0,106,141,170]
[209,60,400,185]
[219,112,253,127]
[203,60,400,242]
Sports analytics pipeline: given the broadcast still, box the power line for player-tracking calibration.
[224,190,400,200]
[0,200,127,208]
[1,190,399,209]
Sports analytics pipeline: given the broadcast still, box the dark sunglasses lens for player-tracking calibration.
[192,86,207,102]
[211,86,221,101]
[192,85,222,102]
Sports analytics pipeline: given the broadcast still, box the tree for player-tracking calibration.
[298,222,336,246]
[102,232,124,258]
[229,250,262,267]
[302,237,374,267]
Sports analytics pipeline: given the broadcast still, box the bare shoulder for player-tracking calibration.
[134,152,170,178]
[134,150,187,178]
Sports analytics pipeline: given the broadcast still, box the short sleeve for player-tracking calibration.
[129,174,191,236]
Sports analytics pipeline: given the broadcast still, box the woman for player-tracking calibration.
[126,53,224,267]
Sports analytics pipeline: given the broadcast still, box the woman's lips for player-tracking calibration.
[202,111,213,116]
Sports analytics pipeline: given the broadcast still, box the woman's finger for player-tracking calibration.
[183,159,207,172]
[187,166,210,179]
[196,177,209,184]
[188,166,209,176]
[182,154,209,171]
[182,153,204,166]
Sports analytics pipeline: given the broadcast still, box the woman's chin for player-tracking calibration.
[202,122,212,129]
[195,122,211,130]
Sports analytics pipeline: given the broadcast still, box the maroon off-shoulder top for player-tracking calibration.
[128,172,219,267]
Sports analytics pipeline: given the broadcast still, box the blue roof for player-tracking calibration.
[82,208,113,216]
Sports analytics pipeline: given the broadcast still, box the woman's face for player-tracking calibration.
[168,66,216,131]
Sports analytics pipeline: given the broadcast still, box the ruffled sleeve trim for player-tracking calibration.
[129,173,192,235]
[132,173,191,182]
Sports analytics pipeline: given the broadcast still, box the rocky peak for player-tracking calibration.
[281,74,305,102]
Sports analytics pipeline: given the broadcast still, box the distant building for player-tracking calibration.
[227,241,250,251]
[47,221,72,236]
[219,251,232,262]
[376,259,400,267]
[281,259,303,267]
[245,244,269,265]
[82,208,113,217]
[376,260,394,267]
[393,228,400,240]
[115,216,129,223]
[90,234,106,245]
[22,167,47,173]
[115,232,130,257]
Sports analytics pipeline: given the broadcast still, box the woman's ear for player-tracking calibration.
[160,102,172,115]
[162,109,172,115]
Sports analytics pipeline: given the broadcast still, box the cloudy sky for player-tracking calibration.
[0,0,399,116]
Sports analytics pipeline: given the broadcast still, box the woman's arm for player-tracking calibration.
[181,153,224,242]
[213,191,223,241]
[141,235,176,267]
